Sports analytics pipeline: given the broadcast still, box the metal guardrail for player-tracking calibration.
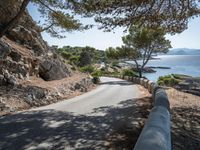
[107,75,171,150]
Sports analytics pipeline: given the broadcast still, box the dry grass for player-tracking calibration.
[167,88,200,108]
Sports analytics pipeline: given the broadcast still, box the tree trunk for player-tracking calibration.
[0,0,30,38]
[134,59,142,78]
[139,68,142,78]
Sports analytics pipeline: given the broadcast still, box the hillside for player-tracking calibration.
[167,48,200,55]
[0,0,94,115]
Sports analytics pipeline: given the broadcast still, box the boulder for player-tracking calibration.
[26,86,46,101]
[9,50,21,62]
[0,70,18,86]
[0,75,5,86]
[0,39,12,59]
[39,56,72,81]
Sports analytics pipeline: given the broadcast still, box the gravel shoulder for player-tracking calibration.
[166,88,200,150]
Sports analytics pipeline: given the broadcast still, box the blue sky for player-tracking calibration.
[28,3,200,50]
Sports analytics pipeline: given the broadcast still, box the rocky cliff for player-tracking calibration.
[0,0,94,115]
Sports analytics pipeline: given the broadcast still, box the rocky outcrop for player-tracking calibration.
[176,78,200,96]
[0,0,48,55]
[0,0,95,116]
[39,55,72,81]
[0,74,94,115]
[0,37,36,84]
[0,0,73,82]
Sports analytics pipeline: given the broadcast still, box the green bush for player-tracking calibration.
[157,80,164,86]
[92,76,100,84]
[80,65,95,73]
[111,61,119,67]
[158,75,180,87]
[122,69,137,77]
[69,56,80,65]
[100,67,106,72]
[91,70,102,77]
[61,51,71,59]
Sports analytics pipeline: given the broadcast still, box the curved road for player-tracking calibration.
[0,77,142,150]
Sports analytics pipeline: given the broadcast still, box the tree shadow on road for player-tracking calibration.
[99,80,135,86]
[171,106,200,150]
[0,97,152,150]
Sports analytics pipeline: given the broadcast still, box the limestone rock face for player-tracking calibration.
[39,55,72,81]
[0,0,73,81]
[0,0,48,56]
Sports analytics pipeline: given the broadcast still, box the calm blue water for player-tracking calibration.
[129,55,200,82]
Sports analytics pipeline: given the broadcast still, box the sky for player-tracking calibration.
[28,3,200,50]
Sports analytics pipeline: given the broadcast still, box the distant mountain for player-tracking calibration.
[167,48,200,55]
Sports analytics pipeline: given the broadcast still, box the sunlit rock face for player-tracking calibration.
[0,0,73,81]
[0,0,48,56]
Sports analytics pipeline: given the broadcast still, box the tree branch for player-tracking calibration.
[40,22,55,32]
[0,0,31,38]
[36,0,63,16]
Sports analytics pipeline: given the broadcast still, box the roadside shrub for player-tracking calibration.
[79,51,92,67]
[158,75,180,87]
[100,67,106,72]
[157,80,165,86]
[122,69,137,77]
[92,76,100,84]
[111,61,119,67]
[91,70,102,77]
[80,65,95,73]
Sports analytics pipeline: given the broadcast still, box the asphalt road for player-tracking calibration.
[0,77,141,150]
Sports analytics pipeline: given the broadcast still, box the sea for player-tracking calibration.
[128,55,200,82]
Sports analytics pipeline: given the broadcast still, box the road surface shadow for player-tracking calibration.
[100,81,134,86]
[0,97,152,150]
[171,107,200,150]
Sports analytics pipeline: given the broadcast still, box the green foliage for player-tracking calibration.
[41,11,84,38]
[121,26,171,77]
[80,65,95,73]
[57,46,106,67]
[158,75,181,87]
[61,51,71,59]
[79,51,92,67]
[122,26,171,56]
[2,0,90,39]
[91,70,101,84]
[122,69,137,77]
[92,76,100,84]
[105,47,120,60]
[111,61,119,67]
[91,70,102,77]
[69,56,80,66]
[31,0,90,38]
[77,0,200,34]
[102,71,120,76]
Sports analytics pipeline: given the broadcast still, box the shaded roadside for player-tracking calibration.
[0,96,152,150]
[167,88,200,150]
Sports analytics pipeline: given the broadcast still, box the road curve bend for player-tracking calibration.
[0,77,142,150]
